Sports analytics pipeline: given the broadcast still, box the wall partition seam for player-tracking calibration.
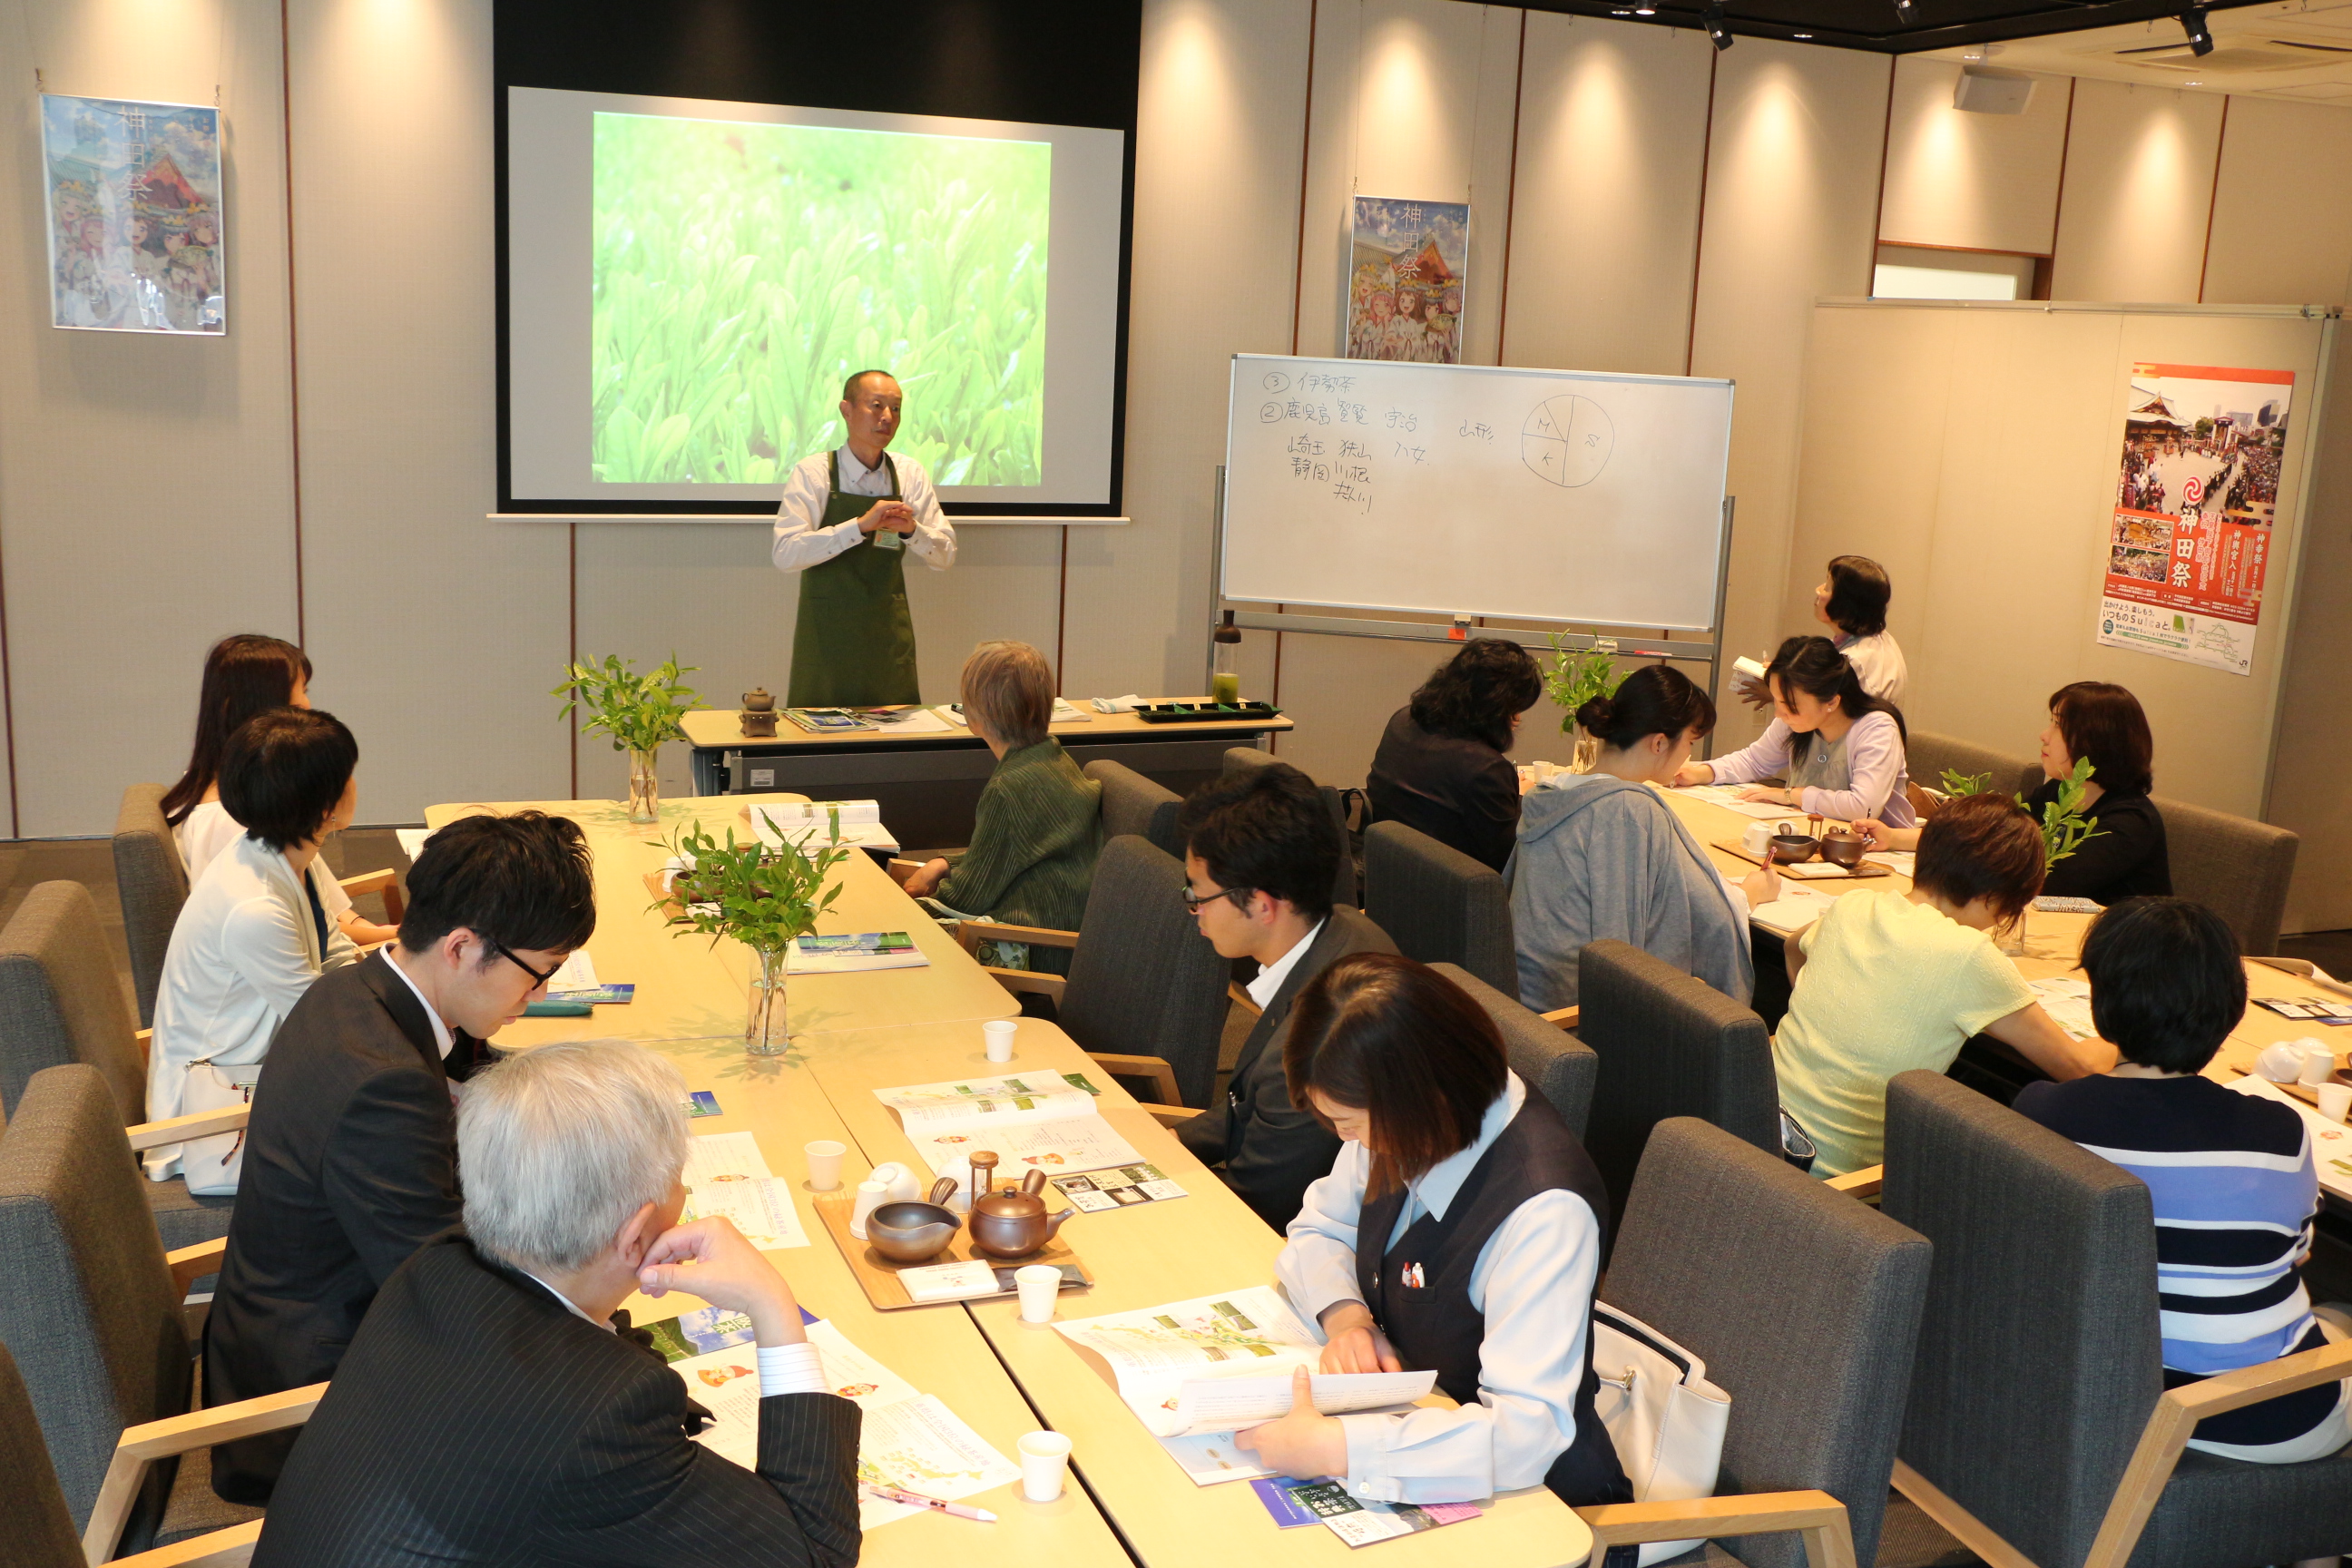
[1682,47,1719,377]
[1493,6,1529,362]
[2196,95,2231,305]
[280,0,306,647]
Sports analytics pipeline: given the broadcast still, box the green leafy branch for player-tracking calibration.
[1938,769,1994,799]
[658,812,851,956]
[554,653,702,755]
[2024,756,2105,871]
[1545,634,1625,734]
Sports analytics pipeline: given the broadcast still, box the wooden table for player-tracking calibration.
[426,797,1593,1568]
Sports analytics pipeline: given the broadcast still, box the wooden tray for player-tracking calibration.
[1712,839,1893,878]
[814,1191,1093,1311]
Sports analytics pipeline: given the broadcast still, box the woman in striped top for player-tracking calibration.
[2016,897,2351,1462]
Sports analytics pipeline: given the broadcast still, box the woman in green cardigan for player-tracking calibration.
[901,641,1102,970]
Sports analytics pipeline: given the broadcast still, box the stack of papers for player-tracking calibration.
[1257,1477,1482,1545]
[788,932,930,975]
[749,800,899,857]
[1673,783,1806,821]
[681,1131,810,1251]
[874,1073,1142,1177]
[2029,976,2098,1041]
[1054,1287,1435,1485]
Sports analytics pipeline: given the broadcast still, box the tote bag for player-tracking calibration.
[1591,1301,1732,1565]
[179,1058,261,1196]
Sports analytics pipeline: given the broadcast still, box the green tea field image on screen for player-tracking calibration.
[592,113,1049,486]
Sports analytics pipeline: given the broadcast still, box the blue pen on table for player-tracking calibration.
[859,1482,996,1522]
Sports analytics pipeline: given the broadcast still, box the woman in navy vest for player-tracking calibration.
[1238,954,1632,1508]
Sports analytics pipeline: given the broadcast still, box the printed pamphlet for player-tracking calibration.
[789,930,930,975]
[681,1131,809,1250]
[1274,1479,1482,1545]
[1053,1163,1189,1211]
[750,799,899,856]
[874,1073,1142,1177]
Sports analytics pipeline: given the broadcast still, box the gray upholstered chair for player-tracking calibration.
[1905,730,2039,800]
[1880,1070,2352,1568]
[0,1064,318,1562]
[0,881,238,1250]
[956,836,1231,1111]
[2149,793,2298,956]
[1220,747,1356,908]
[113,785,188,1030]
[1431,963,1595,1138]
[1362,821,1515,996]
[1582,1116,1934,1568]
[1572,938,1779,1230]
[1082,759,1183,858]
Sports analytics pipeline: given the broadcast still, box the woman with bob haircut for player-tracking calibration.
[1739,554,1906,710]
[1510,663,1779,1010]
[1367,638,1544,870]
[1235,953,1632,1510]
[1680,634,1916,828]
[900,641,1101,970]
[2017,898,2349,1465]
[146,707,364,1192]
[1772,792,2115,1178]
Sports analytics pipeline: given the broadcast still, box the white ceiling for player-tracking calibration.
[1926,0,2352,103]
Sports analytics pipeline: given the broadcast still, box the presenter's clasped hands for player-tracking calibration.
[637,1215,809,1348]
[857,499,918,536]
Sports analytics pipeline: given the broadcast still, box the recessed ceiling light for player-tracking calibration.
[1793,31,1813,37]
[2186,76,2203,83]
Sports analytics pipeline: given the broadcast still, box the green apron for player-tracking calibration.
[787,450,922,707]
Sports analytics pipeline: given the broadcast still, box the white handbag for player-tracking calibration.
[178,1059,261,1196]
[1591,1302,1732,1566]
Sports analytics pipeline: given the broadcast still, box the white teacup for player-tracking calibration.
[2258,1042,2309,1083]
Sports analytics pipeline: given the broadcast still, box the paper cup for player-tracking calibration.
[2301,1045,2339,1086]
[805,1140,846,1191]
[848,1180,890,1240]
[1017,1430,1073,1502]
[1014,1263,1062,1324]
[984,1019,1017,1063]
[2320,1083,2352,1124]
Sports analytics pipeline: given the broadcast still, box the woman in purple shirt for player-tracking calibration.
[1676,635,1915,827]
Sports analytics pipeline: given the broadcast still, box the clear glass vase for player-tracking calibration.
[1569,727,1603,774]
[626,748,662,824]
[1995,908,2030,957]
[747,945,789,1056]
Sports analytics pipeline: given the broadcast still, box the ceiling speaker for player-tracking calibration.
[1955,66,2036,114]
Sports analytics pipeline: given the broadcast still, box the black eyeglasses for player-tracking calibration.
[490,940,563,988]
[1181,883,1254,916]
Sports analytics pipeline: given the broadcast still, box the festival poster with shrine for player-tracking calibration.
[1346,197,1467,365]
[2097,363,2292,675]
[41,94,225,335]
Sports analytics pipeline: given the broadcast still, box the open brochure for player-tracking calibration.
[1054,1286,1435,1456]
[749,800,901,857]
[874,1073,1143,1177]
[674,1320,1017,1531]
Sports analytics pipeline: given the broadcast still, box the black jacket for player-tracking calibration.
[2025,780,2171,903]
[1178,906,1398,1231]
[1367,707,1524,872]
[205,950,478,1501]
[251,1234,862,1567]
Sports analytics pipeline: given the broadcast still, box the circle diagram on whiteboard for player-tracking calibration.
[1523,396,1614,487]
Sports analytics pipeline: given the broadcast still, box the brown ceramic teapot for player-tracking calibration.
[740,688,779,739]
[964,1152,1075,1259]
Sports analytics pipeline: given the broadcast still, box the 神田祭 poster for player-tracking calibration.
[1346,197,1466,365]
[41,94,224,334]
[2098,363,2292,675]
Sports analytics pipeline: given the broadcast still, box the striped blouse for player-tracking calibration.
[2015,1073,2336,1447]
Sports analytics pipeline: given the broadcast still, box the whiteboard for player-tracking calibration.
[1220,355,1734,630]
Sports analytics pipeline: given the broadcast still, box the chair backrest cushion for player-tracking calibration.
[0,1340,82,1566]
[1220,748,1356,908]
[1363,821,1515,995]
[2152,794,2297,957]
[113,785,188,1030]
[0,882,145,1124]
[0,1064,189,1529]
[1906,730,2039,799]
[1431,963,1597,1139]
[1880,1070,2161,1568]
[1605,1118,1932,1568]
[1081,760,1184,858]
[1060,837,1233,1109]
[1573,939,1779,1225]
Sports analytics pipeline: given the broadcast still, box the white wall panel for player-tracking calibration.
[2048,79,2222,304]
[2200,96,2352,307]
[1879,58,2071,258]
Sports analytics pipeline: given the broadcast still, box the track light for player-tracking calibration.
[2178,4,2214,54]
[1632,3,1656,14]
[1890,0,1915,23]
[1705,3,1733,49]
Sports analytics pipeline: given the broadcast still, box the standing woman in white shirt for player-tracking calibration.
[1237,954,1633,1511]
[1738,554,1907,710]
[147,708,362,1193]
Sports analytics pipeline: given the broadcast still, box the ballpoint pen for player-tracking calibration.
[860,1482,997,1522]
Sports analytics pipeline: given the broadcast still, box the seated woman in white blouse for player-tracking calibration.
[146,707,362,1194]
[162,632,396,946]
[1678,634,1916,828]
[1237,954,1632,1510]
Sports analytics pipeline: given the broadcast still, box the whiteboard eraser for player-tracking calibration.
[1733,656,1768,681]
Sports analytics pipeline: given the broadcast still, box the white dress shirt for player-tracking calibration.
[381,948,456,1061]
[1277,1073,1605,1503]
[177,800,354,924]
[771,446,956,573]
[520,1273,829,1395]
[1246,920,1326,1011]
[1834,629,1908,708]
[146,833,360,1181]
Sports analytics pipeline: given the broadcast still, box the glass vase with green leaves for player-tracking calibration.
[660,813,851,1055]
[1545,634,1625,773]
[553,654,701,824]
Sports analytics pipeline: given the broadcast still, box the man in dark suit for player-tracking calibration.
[254,1039,859,1566]
[205,810,597,1502]
[1176,763,1397,1231]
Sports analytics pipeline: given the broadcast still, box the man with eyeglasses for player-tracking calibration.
[204,810,595,1503]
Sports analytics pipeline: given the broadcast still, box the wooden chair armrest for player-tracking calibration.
[1825,1165,1884,1199]
[1542,1005,1580,1029]
[127,1103,250,1153]
[167,1238,228,1297]
[110,1519,263,1567]
[1228,981,1262,1016]
[1578,1491,1854,1568]
[981,966,1065,1003]
[1089,1053,1181,1106]
[135,1028,152,1069]
[2162,1334,2352,1419]
[956,919,1079,950]
[338,867,405,924]
[1149,1105,1206,1128]
[83,1383,325,1563]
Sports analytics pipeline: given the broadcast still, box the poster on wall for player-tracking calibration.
[1345,197,1465,365]
[40,94,224,335]
[2096,363,2292,676]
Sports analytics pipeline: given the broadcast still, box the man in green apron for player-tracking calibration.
[771,369,959,706]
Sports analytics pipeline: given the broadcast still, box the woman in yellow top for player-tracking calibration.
[1772,792,2114,1177]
